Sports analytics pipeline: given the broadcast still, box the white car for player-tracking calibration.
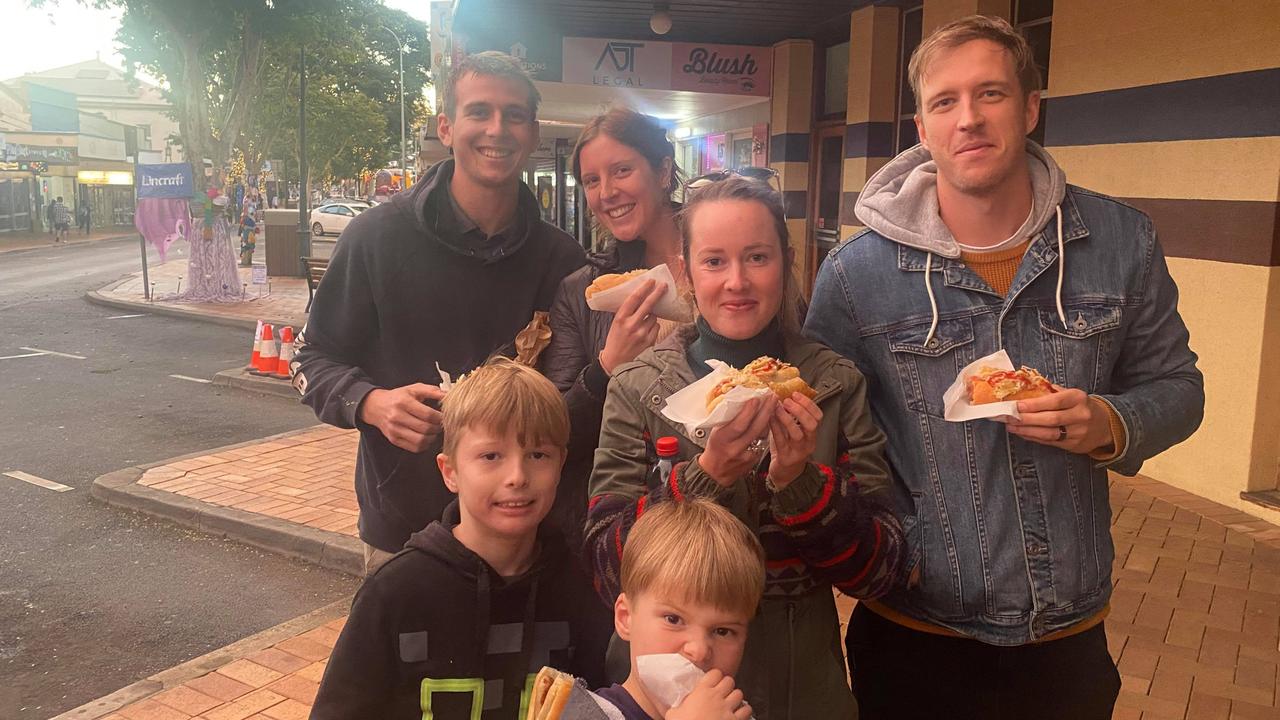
[309,202,367,236]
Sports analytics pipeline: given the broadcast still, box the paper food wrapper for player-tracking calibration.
[435,362,457,392]
[585,263,689,322]
[942,349,1023,422]
[661,359,772,435]
[636,654,754,718]
[514,310,553,367]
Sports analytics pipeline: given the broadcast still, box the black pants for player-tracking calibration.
[846,603,1120,720]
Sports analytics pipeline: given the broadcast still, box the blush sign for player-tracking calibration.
[670,42,771,97]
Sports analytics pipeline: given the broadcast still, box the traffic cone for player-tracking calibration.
[247,319,263,369]
[273,326,295,379]
[253,323,277,375]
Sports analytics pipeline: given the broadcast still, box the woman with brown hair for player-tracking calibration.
[585,176,907,719]
[541,107,687,551]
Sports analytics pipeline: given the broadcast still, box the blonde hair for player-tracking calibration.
[621,499,766,618]
[908,15,1041,111]
[440,357,569,457]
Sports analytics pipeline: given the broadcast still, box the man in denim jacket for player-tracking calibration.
[805,15,1203,720]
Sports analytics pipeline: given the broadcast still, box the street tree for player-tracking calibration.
[31,0,428,194]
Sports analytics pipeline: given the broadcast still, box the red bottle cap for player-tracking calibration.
[655,436,679,457]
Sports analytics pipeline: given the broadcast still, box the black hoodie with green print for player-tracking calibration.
[310,501,612,720]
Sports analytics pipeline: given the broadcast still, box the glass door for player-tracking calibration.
[809,123,845,277]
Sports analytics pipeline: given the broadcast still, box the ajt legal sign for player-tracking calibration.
[137,163,194,199]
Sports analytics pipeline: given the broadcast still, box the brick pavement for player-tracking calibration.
[136,425,359,537]
[90,431,1280,719]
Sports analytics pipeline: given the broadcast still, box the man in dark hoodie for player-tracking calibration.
[292,52,586,575]
[310,358,610,719]
[805,15,1203,720]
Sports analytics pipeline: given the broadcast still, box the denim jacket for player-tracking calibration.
[804,184,1204,645]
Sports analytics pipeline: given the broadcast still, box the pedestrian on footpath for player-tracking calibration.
[309,359,610,719]
[540,108,687,552]
[77,201,92,235]
[53,197,72,243]
[45,197,56,235]
[804,16,1204,720]
[292,51,586,577]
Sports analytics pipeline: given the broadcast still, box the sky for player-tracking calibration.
[0,0,432,81]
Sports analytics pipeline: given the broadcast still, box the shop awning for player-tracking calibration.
[454,0,872,46]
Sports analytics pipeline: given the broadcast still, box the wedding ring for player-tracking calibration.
[748,438,768,454]
[1056,425,1068,442]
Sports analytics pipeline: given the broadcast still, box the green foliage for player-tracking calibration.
[35,0,430,189]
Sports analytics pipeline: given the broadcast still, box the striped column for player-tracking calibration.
[1043,0,1280,510]
[841,5,901,240]
[769,39,815,288]
[923,0,1011,33]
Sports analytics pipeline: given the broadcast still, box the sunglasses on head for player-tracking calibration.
[684,166,781,194]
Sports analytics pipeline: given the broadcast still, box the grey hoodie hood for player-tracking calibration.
[854,141,1067,259]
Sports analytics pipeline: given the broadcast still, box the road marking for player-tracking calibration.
[2,471,73,493]
[19,346,86,360]
[0,352,47,361]
[170,374,211,384]
[106,314,147,319]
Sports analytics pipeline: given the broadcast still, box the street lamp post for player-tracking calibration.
[380,26,407,189]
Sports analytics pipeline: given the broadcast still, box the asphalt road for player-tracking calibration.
[0,236,359,719]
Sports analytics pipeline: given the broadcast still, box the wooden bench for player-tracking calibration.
[302,256,329,312]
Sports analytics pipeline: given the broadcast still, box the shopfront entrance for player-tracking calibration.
[77,170,136,228]
[0,177,34,232]
[809,122,845,273]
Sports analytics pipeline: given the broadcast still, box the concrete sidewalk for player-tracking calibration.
[78,425,1280,720]
[0,228,139,254]
[83,235,336,331]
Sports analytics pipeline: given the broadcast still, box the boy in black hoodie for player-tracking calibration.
[310,358,611,719]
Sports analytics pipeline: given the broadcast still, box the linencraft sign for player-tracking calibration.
[137,163,194,199]
[562,38,771,96]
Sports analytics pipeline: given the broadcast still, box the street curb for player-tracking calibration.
[89,426,363,579]
[0,232,138,255]
[212,367,300,400]
[48,597,352,720]
[83,281,305,331]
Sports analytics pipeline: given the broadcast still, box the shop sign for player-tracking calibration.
[138,163,194,199]
[1,142,78,165]
[457,23,562,81]
[563,37,671,89]
[0,160,48,173]
[670,42,772,97]
[78,170,134,186]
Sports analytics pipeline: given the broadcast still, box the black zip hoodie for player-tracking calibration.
[310,501,612,719]
[293,159,586,552]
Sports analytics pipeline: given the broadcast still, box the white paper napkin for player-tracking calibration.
[636,654,754,718]
[942,349,1024,422]
[661,359,772,435]
[585,263,689,321]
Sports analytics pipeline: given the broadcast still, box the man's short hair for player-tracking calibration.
[621,499,766,618]
[440,357,568,457]
[908,14,1041,111]
[442,51,541,120]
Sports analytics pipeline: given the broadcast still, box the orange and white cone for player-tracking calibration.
[247,319,263,369]
[253,323,277,375]
[273,326,295,379]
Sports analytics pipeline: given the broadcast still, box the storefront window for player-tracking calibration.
[0,178,33,232]
[1016,0,1053,145]
[895,5,924,153]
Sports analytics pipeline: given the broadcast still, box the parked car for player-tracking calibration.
[309,202,367,236]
